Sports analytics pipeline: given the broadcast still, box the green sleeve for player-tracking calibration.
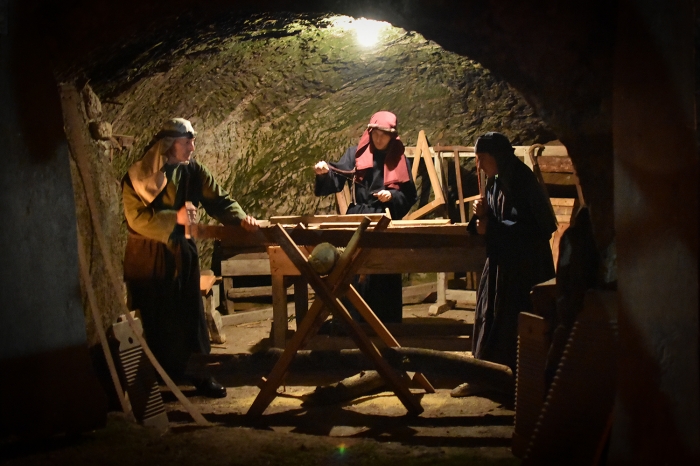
[197,164,248,225]
[122,176,178,244]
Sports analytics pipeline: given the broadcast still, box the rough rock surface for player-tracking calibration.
[69,14,554,315]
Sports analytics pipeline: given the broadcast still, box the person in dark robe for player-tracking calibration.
[452,132,557,397]
[122,118,259,398]
[313,111,417,324]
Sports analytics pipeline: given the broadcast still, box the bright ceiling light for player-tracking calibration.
[351,18,388,47]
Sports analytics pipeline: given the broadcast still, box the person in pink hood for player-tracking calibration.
[314,111,417,324]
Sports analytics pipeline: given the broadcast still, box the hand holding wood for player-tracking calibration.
[241,215,260,232]
[177,202,198,225]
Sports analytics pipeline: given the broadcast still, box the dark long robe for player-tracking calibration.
[122,160,247,380]
[468,156,557,372]
[315,145,417,323]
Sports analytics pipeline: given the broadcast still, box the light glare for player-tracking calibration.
[352,18,387,47]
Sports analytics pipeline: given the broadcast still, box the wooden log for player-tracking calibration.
[264,347,514,394]
[303,371,385,406]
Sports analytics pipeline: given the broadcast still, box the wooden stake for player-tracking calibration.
[76,235,134,420]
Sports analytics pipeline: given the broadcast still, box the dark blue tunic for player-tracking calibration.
[315,145,417,323]
[469,158,557,371]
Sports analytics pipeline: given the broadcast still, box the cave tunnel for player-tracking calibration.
[0,0,697,464]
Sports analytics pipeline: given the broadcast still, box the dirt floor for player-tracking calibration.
[1,304,520,466]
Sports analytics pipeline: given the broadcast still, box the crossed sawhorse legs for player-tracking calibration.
[246,216,434,419]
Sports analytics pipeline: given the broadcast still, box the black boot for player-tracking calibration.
[193,376,227,398]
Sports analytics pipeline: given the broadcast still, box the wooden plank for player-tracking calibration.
[553,206,574,216]
[408,131,447,220]
[269,214,386,225]
[405,199,444,220]
[363,246,486,273]
[454,149,467,223]
[445,289,477,306]
[390,219,452,226]
[220,306,280,326]
[227,285,294,299]
[221,258,271,276]
[538,156,574,173]
[402,282,437,304]
[433,144,473,152]
[429,273,452,316]
[269,245,487,276]
[212,223,477,252]
[199,275,217,296]
[271,274,288,348]
[336,184,351,215]
[514,145,569,159]
[550,198,576,206]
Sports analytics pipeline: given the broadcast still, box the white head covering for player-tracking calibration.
[127,118,196,205]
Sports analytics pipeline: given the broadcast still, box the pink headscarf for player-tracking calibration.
[354,111,410,189]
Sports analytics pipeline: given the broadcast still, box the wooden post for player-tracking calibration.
[271,273,288,348]
[454,149,467,223]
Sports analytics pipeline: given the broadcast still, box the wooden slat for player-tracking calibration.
[405,199,444,220]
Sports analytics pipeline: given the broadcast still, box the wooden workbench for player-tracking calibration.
[199,217,486,348]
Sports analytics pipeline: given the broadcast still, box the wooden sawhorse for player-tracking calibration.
[246,217,434,419]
